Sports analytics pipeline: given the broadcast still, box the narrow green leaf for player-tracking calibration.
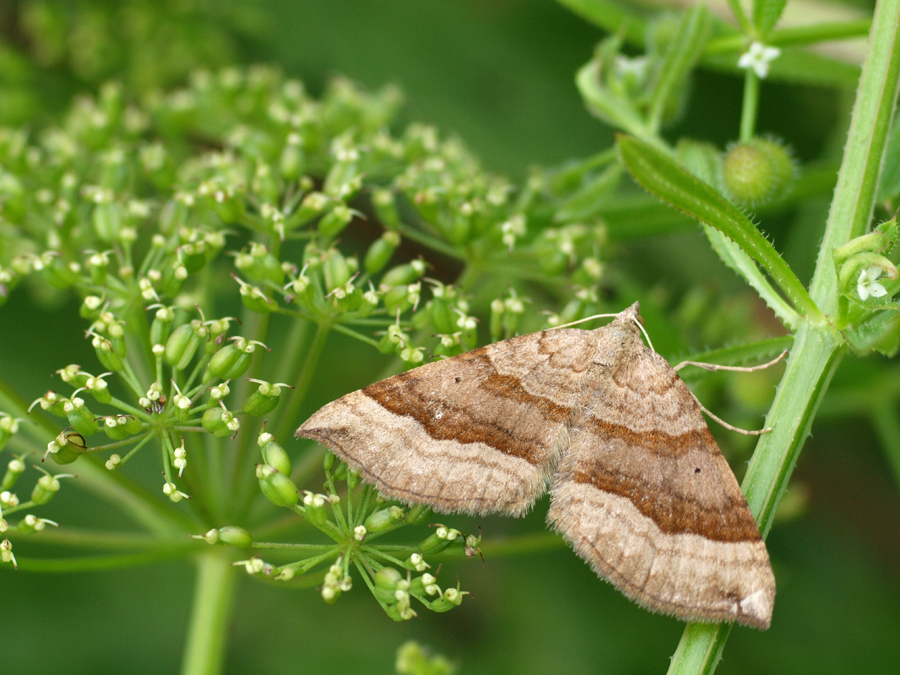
[576,55,651,137]
[722,0,751,33]
[702,225,800,329]
[553,0,644,43]
[616,134,821,322]
[647,6,712,132]
[753,0,789,36]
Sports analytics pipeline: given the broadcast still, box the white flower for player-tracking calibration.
[738,42,781,79]
[857,266,888,300]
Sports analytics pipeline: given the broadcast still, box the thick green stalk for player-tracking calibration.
[668,0,900,671]
[181,552,237,675]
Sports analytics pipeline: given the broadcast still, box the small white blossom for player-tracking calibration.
[738,42,781,79]
[353,525,367,541]
[857,266,888,300]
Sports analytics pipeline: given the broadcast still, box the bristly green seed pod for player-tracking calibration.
[1,456,25,491]
[426,586,468,612]
[256,464,299,507]
[722,137,795,208]
[364,230,401,274]
[258,432,291,475]
[373,566,403,603]
[165,321,204,371]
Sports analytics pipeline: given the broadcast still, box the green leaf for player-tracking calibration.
[616,134,821,322]
[647,6,712,132]
[876,111,900,203]
[554,163,622,222]
[553,0,644,43]
[753,0,789,36]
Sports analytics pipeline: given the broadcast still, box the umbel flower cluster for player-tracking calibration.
[0,66,611,616]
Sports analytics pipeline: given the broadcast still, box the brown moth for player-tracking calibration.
[296,303,775,629]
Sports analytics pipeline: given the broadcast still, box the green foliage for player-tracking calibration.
[0,1,898,674]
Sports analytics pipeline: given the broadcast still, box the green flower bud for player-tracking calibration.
[64,397,99,437]
[381,259,426,288]
[301,491,328,525]
[383,283,415,315]
[259,433,291,475]
[294,191,331,226]
[279,139,306,181]
[1,457,25,491]
[404,504,432,525]
[103,414,142,440]
[149,305,175,347]
[256,464,299,507]
[83,373,112,404]
[364,505,405,533]
[0,415,20,453]
[490,298,505,343]
[372,189,400,229]
[373,566,403,602]
[32,470,64,504]
[418,525,459,554]
[165,321,205,371]
[29,390,68,418]
[234,243,285,285]
[364,230,401,274]
[202,406,239,437]
[426,585,468,612]
[17,514,58,536]
[205,337,260,383]
[322,249,351,291]
[234,275,275,313]
[318,203,355,238]
[160,263,188,298]
[179,240,209,274]
[216,525,253,547]
[86,250,110,285]
[80,295,104,320]
[92,201,122,242]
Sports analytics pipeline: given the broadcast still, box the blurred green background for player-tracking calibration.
[1,0,898,673]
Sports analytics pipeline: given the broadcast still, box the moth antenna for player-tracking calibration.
[631,318,655,353]
[674,350,788,373]
[549,313,619,331]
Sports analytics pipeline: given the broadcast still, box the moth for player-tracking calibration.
[296,303,775,628]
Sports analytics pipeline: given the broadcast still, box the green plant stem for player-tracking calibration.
[809,0,900,311]
[739,72,759,142]
[669,0,900,671]
[181,552,237,675]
